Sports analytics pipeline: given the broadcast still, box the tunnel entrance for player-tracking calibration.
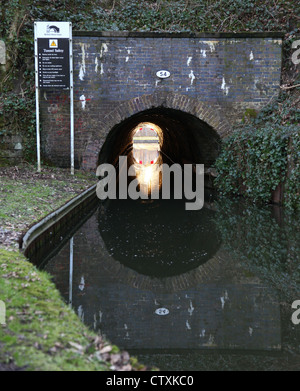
[96,107,222,203]
[98,108,221,172]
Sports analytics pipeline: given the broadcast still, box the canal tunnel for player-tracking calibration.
[98,107,221,172]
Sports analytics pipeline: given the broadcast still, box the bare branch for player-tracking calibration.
[280,84,300,90]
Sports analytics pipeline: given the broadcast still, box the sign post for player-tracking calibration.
[34,21,74,174]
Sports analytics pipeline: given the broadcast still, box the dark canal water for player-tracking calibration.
[38,195,300,371]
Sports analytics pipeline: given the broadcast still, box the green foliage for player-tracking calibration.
[214,90,300,209]
[285,132,300,208]
[242,108,257,122]
[214,123,300,209]
[22,0,300,33]
[0,71,36,161]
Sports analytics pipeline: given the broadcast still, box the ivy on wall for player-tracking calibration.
[214,93,300,209]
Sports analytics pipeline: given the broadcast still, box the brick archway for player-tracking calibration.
[81,92,231,171]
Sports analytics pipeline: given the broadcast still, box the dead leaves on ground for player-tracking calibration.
[64,337,146,371]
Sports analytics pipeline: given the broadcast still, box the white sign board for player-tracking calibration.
[35,21,70,38]
[34,22,71,89]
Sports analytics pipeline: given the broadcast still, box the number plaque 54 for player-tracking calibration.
[156,70,171,79]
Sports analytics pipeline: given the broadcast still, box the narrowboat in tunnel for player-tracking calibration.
[132,123,162,197]
[132,123,161,166]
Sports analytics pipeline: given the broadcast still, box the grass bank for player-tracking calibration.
[0,164,144,371]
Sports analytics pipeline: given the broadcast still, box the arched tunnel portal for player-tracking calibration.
[81,92,230,174]
[98,107,222,176]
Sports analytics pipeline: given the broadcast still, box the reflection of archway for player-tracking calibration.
[97,199,222,279]
[81,92,231,170]
[43,210,227,294]
[76,210,234,293]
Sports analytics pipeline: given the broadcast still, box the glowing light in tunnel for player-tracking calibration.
[132,122,161,166]
[132,122,163,197]
[144,166,153,184]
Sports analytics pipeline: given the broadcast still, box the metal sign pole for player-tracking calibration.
[69,236,74,307]
[34,22,41,172]
[69,22,74,175]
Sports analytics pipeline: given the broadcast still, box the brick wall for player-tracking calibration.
[0,134,23,165]
[39,32,283,170]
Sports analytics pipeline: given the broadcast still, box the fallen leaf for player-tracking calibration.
[99,345,112,354]
[69,341,84,351]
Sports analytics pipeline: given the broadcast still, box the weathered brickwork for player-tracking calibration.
[39,32,283,170]
[0,134,23,165]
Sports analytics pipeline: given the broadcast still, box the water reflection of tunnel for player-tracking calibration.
[98,199,222,278]
[98,108,221,170]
